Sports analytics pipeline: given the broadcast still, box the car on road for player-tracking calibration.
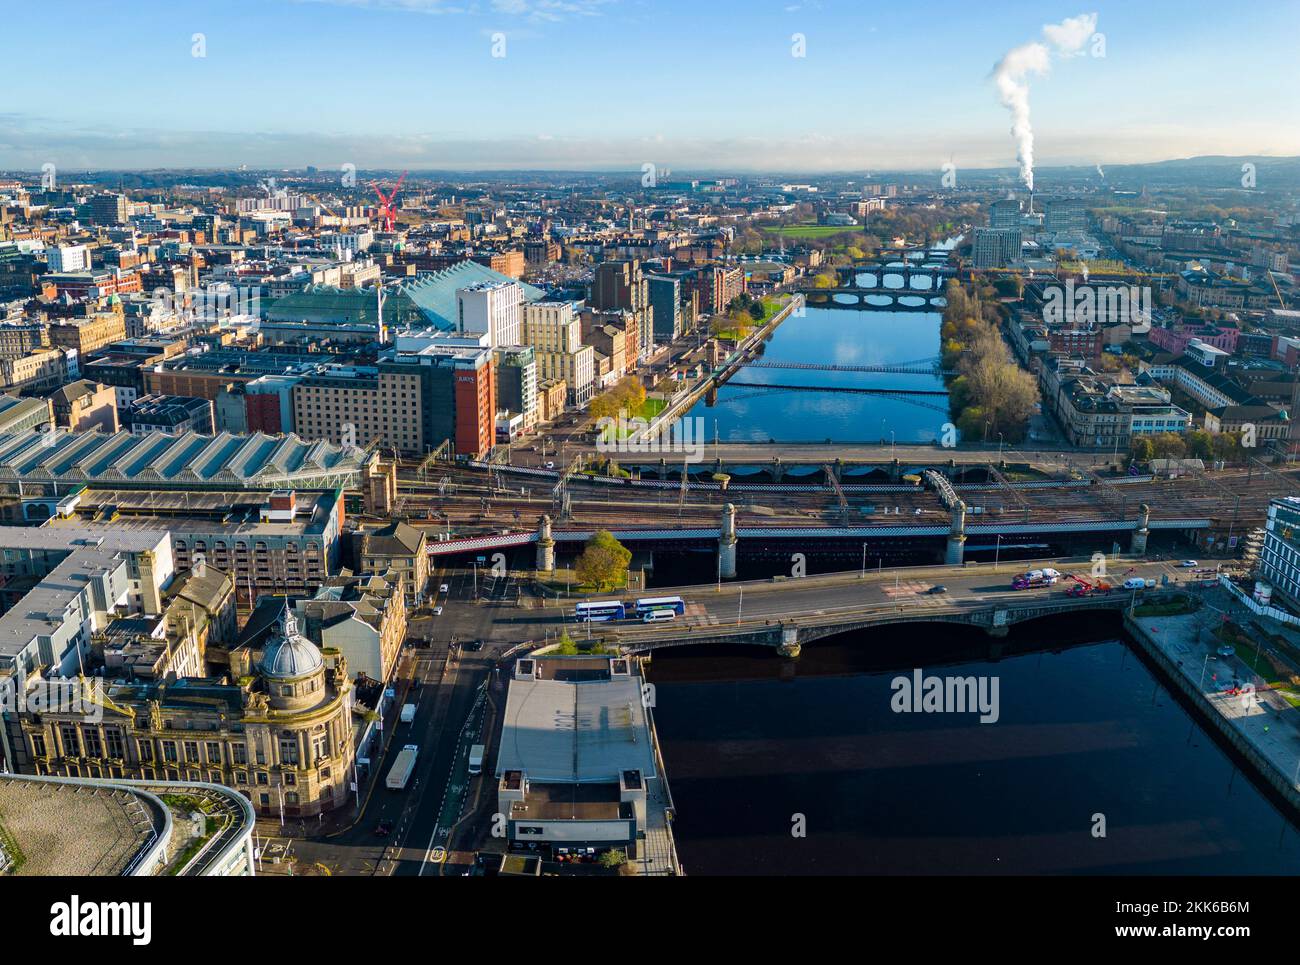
[463,639,483,651]
[439,583,449,593]
[545,461,555,470]
[1178,560,1199,568]
[433,606,443,616]
[373,821,393,837]
[1122,577,1148,590]
[925,585,947,595]
[1216,644,1236,658]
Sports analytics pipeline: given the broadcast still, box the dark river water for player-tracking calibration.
[648,617,1300,875]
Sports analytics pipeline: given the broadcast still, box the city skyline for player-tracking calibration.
[4,0,1299,171]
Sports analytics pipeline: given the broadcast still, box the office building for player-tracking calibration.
[457,281,522,347]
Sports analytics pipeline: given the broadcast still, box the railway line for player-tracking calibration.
[381,458,1300,540]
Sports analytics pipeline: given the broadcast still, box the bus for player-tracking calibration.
[634,596,686,616]
[575,600,627,622]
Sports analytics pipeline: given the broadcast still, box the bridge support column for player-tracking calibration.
[778,625,801,658]
[535,514,555,572]
[891,457,901,482]
[718,502,738,579]
[770,457,784,483]
[1130,503,1151,556]
[945,501,967,566]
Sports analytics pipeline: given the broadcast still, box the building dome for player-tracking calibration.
[259,602,324,679]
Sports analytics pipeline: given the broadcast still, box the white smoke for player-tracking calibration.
[1096,164,1105,179]
[992,13,1099,191]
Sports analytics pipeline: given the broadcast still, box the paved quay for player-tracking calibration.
[1126,590,1300,811]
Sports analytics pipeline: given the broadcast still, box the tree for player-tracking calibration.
[599,850,630,873]
[574,530,631,591]
[1130,436,1155,464]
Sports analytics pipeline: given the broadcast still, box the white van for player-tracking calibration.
[643,609,677,623]
[1123,577,1147,590]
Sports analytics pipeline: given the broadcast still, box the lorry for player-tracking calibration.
[468,744,485,776]
[400,703,416,724]
[386,744,419,790]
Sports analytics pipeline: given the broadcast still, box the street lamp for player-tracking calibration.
[994,534,1003,572]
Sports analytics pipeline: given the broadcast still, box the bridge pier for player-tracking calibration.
[535,514,555,572]
[718,502,738,579]
[778,625,801,658]
[945,500,967,566]
[1130,503,1151,556]
[770,457,784,483]
[890,457,901,482]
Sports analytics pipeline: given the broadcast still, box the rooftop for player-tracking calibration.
[497,656,656,784]
[0,428,367,489]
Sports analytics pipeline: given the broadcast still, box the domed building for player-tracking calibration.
[14,599,356,820]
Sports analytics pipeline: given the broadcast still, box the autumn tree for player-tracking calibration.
[574,530,632,591]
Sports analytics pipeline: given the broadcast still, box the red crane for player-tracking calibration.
[372,171,408,232]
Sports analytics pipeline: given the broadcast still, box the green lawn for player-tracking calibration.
[761,223,862,239]
[1215,625,1300,707]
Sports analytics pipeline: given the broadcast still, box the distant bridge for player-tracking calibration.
[740,358,953,376]
[800,289,948,310]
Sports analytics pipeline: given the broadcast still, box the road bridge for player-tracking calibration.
[609,592,1135,656]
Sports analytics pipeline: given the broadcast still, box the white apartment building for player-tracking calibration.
[457,281,522,347]
[47,244,90,273]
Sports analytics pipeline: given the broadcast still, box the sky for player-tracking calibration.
[2,0,1299,173]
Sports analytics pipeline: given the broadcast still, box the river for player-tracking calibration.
[648,616,1300,875]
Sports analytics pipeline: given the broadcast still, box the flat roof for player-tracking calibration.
[496,658,657,783]
[0,776,164,876]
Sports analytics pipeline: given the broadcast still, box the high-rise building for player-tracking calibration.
[972,227,1023,269]
[647,275,683,342]
[523,300,594,407]
[89,193,129,225]
[1044,197,1088,234]
[47,243,89,273]
[989,198,1022,229]
[457,281,522,347]
[591,260,651,362]
[495,347,539,428]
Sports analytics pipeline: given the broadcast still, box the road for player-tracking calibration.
[291,550,1211,874]
[292,557,519,877]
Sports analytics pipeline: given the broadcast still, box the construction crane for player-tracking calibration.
[372,171,408,233]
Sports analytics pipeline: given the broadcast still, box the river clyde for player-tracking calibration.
[647,617,1300,875]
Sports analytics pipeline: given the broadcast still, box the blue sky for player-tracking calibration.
[2,0,1298,171]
